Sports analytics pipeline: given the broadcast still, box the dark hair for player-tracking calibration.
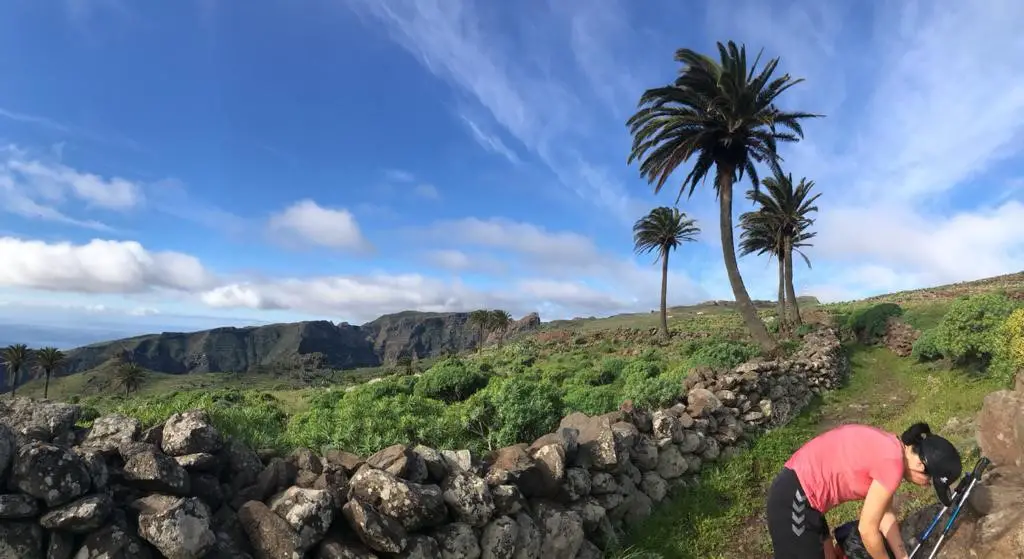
[901,422,932,448]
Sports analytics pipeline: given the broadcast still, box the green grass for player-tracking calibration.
[614,344,1005,559]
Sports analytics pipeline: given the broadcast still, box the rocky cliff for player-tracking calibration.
[8,311,542,383]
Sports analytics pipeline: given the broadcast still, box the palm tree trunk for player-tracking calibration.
[44,371,50,399]
[777,254,787,332]
[659,246,670,339]
[10,369,16,397]
[785,237,802,326]
[717,168,776,352]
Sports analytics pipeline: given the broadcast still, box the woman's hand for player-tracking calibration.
[858,480,897,559]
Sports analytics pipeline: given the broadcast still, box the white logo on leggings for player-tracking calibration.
[791,489,807,536]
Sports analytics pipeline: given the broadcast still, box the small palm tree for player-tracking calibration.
[1,344,31,397]
[468,310,491,351]
[35,346,65,400]
[740,168,820,326]
[488,310,512,346]
[626,40,821,352]
[633,206,701,339]
[115,361,145,398]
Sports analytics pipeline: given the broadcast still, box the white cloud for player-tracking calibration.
[424,249,473,270]
[815,201,1024,286]
[0,214,709,323]
[698,0,1024,299]
[422,249,508,275]
[199,273,658,322]
[423,218,600,270]
[267,199,372,252]
[7,158,141,210]
[0,236,215,294]
[0,146,145,230]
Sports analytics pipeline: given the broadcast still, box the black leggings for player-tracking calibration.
[766,467,829,559]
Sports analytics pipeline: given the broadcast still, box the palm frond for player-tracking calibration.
[626,40,822,203]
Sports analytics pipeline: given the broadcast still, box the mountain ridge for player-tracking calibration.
[0,310,542,388]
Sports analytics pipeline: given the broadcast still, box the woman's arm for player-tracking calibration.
[858,480,897,559]
[880,503,909,559]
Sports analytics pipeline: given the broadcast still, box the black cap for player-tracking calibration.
[919,435,962,506]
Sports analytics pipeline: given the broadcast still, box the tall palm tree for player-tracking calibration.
[743,169,820,326]
[626,40,821,352]
[468,310,491,351]
[488,310,512,346]
[633,206,701,339]
[1,344,31,397]
[115,361,145,398]
[35,346,65,400]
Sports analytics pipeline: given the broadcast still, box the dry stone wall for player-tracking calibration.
[0,328,848,559]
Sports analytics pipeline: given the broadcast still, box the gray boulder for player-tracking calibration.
[134,494,217,559]
[162,410,223,456]
[39,494,113,533]
[11,442,91,506]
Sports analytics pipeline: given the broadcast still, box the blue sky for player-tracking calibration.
[1,0,1023,345]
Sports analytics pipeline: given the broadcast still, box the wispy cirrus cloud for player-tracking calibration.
[0,108,73,134]
[0,105,142,151]
[339,0,653,224]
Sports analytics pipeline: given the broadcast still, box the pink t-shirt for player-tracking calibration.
[784,424,905,513]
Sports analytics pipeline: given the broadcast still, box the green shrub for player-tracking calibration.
[989,308,1024,385]
[413,358,489,403]
[932,292,1018,367]
[687,339,761,371]
[622,376,681,410]
[620,360,662,382]
[562,385,620,415]
[569,368,611,387]
[456,377,563,452]
[911,328,943,362]
[299,391,458,456]
[662,364,690,383]
[595,357,628,384]
[846,303,903,343]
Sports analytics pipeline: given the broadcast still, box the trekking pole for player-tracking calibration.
[924,457,990,559]
[907,502,953,559]
[908,456,989,559]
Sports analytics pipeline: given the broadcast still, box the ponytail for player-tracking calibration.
[901,422,931,447]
